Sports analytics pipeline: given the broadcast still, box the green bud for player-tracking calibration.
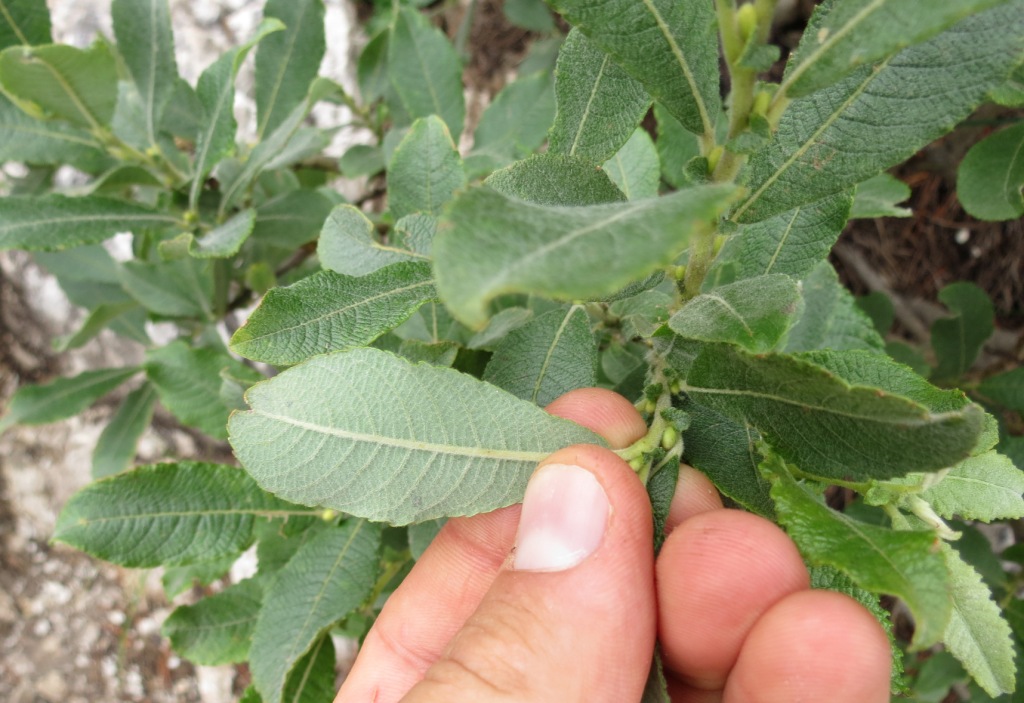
[713,234,727,256]
[629,457,646,472]
[674,265,687,281]
[644,399,656,414]
[661,426,679,450]
[669,379,681,395]
[737,3,758,42]
[753,90,772,117]
[321,509,338,521]
[707,145,725,174]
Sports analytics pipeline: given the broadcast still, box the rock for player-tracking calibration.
[36,670,68,701]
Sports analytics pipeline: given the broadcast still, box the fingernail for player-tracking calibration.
[513,463,609,572]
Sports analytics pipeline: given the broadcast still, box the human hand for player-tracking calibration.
[335,388,891,702]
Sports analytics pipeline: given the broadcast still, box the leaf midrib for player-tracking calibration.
[0,0,31,45]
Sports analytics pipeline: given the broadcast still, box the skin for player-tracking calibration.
[335,388,891,702]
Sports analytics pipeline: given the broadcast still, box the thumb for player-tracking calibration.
[402,444,656,703]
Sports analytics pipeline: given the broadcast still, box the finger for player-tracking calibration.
[656,509,809,691]
[723,590,891,703]
[665,464,723,532]
[335,389,645,702]
[402,444,656,702]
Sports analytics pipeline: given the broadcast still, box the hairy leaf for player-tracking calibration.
[978,367,1024,414]
[318,204,426,276]
[162,554,237,599]
[548,28,650,163]
[470,70,555,171]
[229,348,603,524]
[931,282,995,381]
[54,462,297,567]
[163,578,263,665]
[550,0,718,137]
[189,209,256,258]
[609,290,672,339]
[249,521,380,703]
[0,94,106,168]
[850,173,911,219]
[251,190,335,249]
[769,466,951,648]
[241,636,337,703]
[0,0,51,49]
[669,275,803,352]
[230,262,437,365]
[654,103,700,189]
[434,184,736,327]
[408,519,445,559]
[466,307,534,350]
[957,122,1024,221]
[0,366,138,434]
[92,383,158,479]
[682,345,985,481]
[920,451,1024,521]
[785,261,884,352]
[255,0,325,139]
[484,304,597,407]
[603,129,661,200]
[485,153,626,206]
[734,4,1024,223]
[388,115,465,219]
[781,0,1013,98]
[120,257,214,319]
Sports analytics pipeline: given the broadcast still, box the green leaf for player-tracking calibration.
[484,153,626,206]
[668,274,803,353]
[767,464,951,648]
[54,462,298,567]
[250,189,334,249]
[718,193,852,281]
[339,143,385,177]
[654,103,700,189]
[396,339,459,367]
[957,122,1024,222]
[189,19,284,209]
[0,366,138,434]
[504,0,555,32]
[648,459,678,555]
[92,383,158,479]
[111,0,179,146]
[484,304,597,407]
[549,0,718,137]
[0,41,117,128]
[931,282,995,381]
[780,0,1013,99]
[919,451,1024,522]
[162,554,237,599]
[990,61,1024,107]
[120,257,214,319]
[408,519,445,559]
[470,70,555,172]
[387,6,464,140]
[388,115,465,219]
[188,209,256,258]
[241,636,338,703]
[941,544,1017,696]
[682,345,985,481]
[603,128,661,200]
[229,347,603,524]
[0,94,106,168]
[434,183,737,327]
[677,395,774,517]
[850,173,912,219]
[733,4,1024,223]
[466,307,533,350]
[979,368,1024,414]
[856,292,895,338]
[249,520,380,703]
[255,0,325,139]
[230,262,437,365]
[146,341,260,439]
[318,204,426,276]
[547,28,650,163]
[0,194,180,251]
[0,0,51,50]
[641,649,672,703]
[357,30,388,104]
[54,302,141,352]
[608,290,672,339]
[163,577,263,665]
[785,261,884,352]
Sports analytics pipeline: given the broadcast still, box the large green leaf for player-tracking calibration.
[978,367,1024,414]
[603,128,661,201]
[780,0,1013,98]
[958,122,1024,221]
[717,193,852,281]
[931,282,995,381]
[251,189,334,249]
[163,577,263,665]
[768,465,951,648]
[146,341,261,439]
[784,261,884,353]
[941,544,1017,696]
[547,28,650,163]
[434,184,737,327]
[0,41,117,128]
[189,19,284,209]
[549,0,718,138]
[681,345,985,481]
[249,520,380,703]
[255,0,325,139]
[469,70,555,172]
[242,636,337,703]
[484,153,626,206]
[733,4,1024,223]
[92,382,158,479]
[388,115,465,219]
[0,94,106,168]
[120,257,214,319]
[229,347,603,524]
[919,451,1024,522]
[111,0,179,146]
[0,366,138,434]
[0,0,51,50]
[0,195,180,251]
[484,304,597,407]
[54,462,299,567]
[230,262,437,365]
[668,274,803,353]
[387,6,464,140]
[318,204,426,276]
